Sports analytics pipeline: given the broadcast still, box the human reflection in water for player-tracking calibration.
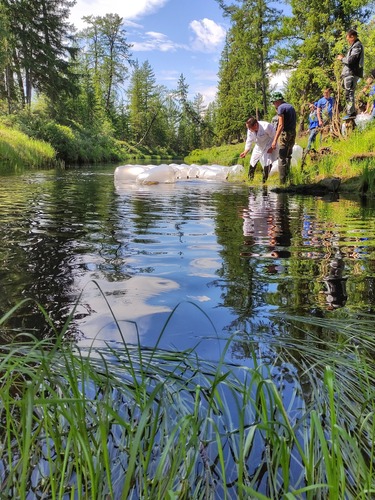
[323,250,348,309]
[241,190,292,276]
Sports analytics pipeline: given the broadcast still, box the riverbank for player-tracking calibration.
[185,120,375,196]
[0,122,178,171]
[2,118,375,198]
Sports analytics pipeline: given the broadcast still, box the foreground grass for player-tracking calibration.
[0,302,374,498]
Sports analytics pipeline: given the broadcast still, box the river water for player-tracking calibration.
[1,164,375,360]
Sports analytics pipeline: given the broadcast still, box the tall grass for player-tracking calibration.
[0,303,375,498]
[0,125,57,171]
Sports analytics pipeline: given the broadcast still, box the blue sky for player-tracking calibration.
[69,0,229,104]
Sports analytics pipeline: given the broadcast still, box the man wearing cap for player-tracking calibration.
[337,29,364,119]
[240,116,278,183]
[270,92,297,184]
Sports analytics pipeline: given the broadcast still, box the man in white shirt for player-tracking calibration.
[240,116,279,183]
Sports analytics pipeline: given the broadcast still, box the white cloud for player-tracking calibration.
[194,85,217,104]
[132,32,186,52]
[69,0,169,30]
[269,70,292,91]
[189,18,226,52]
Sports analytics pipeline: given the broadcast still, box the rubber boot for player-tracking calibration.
[262,164,271,183]
[248,166,256,181]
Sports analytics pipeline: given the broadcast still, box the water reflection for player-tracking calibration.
[322,250,348,310]
[0,167,375,354]
[242,189,291,264]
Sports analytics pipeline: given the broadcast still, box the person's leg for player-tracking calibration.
[278,131,296,184]
[278,132,288,184]
[285,134,295,180]
[343,76,359,116]
[262,163,271,183]
[248,164,256,180]
[307,127,318,150]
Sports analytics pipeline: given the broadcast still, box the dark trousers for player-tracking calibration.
[278,130,296,183]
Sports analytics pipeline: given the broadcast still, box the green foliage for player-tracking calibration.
[215,0,282,143]
[185,143,244,166]
[277,0,372,118]
[2,0,78,109]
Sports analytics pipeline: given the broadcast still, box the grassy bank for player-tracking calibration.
[0,125,57,170]
[185,120,375,195]
[0,119,178,171]
[0,300,375,498]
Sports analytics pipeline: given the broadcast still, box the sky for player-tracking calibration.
[68,0,229,105]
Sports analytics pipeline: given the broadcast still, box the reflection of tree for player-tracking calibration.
[212,188,375,362]
[0,171,120,340]
[321,250,347,310]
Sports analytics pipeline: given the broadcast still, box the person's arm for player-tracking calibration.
[240,130,254,158]
[366,98,375,114]
[317,105,323,126]
[271,114,284,150]
[265,122,277,153]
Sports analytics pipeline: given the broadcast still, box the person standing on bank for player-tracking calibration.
[306,102,319,151]
[337,28,364,119]
[270,92,297,184]
[317,88,335,128]
[240,116,279,183]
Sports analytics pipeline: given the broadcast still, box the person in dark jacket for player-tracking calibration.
[337,29,364,119]
[270,92,297,184]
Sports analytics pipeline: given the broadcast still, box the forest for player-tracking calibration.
[1,0,375,164]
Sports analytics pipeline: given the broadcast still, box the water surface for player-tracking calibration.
[0,165,375,361]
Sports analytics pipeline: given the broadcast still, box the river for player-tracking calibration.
[0,164,375,361]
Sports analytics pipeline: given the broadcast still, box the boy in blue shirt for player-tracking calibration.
[317,88,335,127]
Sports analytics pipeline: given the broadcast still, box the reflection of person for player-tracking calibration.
[337,29,364,119]
[240,117,279,183]
[241,190,291,265]
[270,92,297,184]
[323,251,348,310]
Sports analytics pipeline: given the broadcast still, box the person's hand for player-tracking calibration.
[267,146,273,153]
[240,151,247,158]
[337,54,344,60]
[271,142,276,150]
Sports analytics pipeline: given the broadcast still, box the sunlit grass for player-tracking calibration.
[0,125,57,170]
[0,300,375,498]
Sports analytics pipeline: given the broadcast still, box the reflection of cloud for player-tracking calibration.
[189,18,226,52]
[70,0,169,29]
[189,257,221,278]
[76,275,180,346]
[187,295,211,302]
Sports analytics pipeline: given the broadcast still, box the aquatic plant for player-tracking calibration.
[0,300,374,498]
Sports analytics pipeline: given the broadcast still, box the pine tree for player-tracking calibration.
[2,0,78,108]
[215,0,282,143]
